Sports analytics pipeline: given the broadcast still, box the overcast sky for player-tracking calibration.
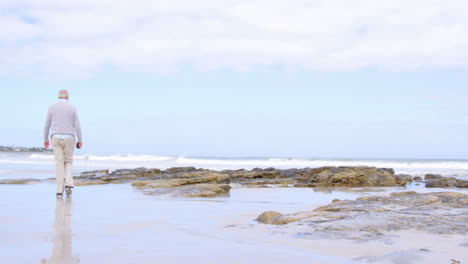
[1,0,467,158]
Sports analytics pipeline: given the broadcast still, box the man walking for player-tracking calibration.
[44,90,83,196]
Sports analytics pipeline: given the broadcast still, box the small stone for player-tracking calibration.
[256,211,282,224]
[425,174,442,180]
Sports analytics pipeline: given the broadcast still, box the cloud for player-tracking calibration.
[1,0,468,78]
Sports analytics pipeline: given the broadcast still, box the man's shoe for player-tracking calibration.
[65,186,72,196]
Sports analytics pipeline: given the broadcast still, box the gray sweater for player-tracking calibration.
[44,100,82,142]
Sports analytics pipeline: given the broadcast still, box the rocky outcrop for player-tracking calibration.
[226,166,411,188]
[141,183,231,198]
[131,171,231,198]
[4,165,466,197]
[255,191,468,240]
[425,177,468,188]
[231,168,282,179]
[297,167,410,187]
[74,167,162,185]
[0,166,412,189]
[132,173,229,189]
[0,178,41,184]
[73,166,413,196]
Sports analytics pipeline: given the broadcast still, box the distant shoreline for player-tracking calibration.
[0,146,52,153]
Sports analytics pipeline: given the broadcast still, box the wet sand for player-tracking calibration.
[0,183,467,264]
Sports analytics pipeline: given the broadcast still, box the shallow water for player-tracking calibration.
[1,182,467,264]
[0,183,354,264]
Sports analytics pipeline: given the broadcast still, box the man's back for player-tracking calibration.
[44,100,82,141]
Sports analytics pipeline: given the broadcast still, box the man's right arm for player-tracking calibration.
[44,109,51,148]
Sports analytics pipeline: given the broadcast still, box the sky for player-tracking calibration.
[1,0,468,159]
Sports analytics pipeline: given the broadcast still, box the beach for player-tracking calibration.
[1,153,468,264]
[3,0,468,262]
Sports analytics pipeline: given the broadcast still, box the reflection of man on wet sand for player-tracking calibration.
[42,197,80,264]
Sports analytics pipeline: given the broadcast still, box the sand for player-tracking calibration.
[0,183,467,264]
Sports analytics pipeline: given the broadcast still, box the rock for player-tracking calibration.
[129,170,232,198]
[425,174,442,180]
[143,183,231,198]
[74,167,163,184]
[425,177,459,188]
[281,168,309,177]
[79,169,109,177]
[112,167,160,175]
[390,191,417,196]
[0,178,41,184]
[5,165,464,200]
[219,169,233,175]
[413,176,422,181]
[75,180,109,186]
[270,216,298,225]
[231,168,294,186]
[71,166,417,190]
[395,174,413,185]
[165,167,196,173]
[294,183,310,187]
[231,169,281,179]
[258,192,468,241]
[185,184,231,198]
[133,173,230,189]
[438,192,467,199]
[112,167,161,177]
[74,167,166,185]
[231,166,409,188]
[458,180,468,188]
[355,196,386,202]
[168,170,210,178]
[305,166,404,187]
[256,211,282,224]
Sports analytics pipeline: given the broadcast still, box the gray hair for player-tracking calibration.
[58,89,69,99]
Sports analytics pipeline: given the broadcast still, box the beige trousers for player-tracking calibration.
[52,137,76,193]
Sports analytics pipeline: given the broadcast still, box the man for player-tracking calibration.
[44,90,83,196]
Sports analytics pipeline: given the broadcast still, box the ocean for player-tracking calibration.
[1,152,467,180]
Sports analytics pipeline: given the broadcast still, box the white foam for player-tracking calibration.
[79,154,174,162]
[14,153,468,178]
[178,156,468,169]
[29,154,54,159]
[30,153,174,162]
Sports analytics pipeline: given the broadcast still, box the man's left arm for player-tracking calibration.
[74,108,83,148]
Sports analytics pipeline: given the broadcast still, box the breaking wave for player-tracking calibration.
[21,153,468,178]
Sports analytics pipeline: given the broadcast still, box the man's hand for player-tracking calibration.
[77,142,83,149]
[44,141,50,149]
